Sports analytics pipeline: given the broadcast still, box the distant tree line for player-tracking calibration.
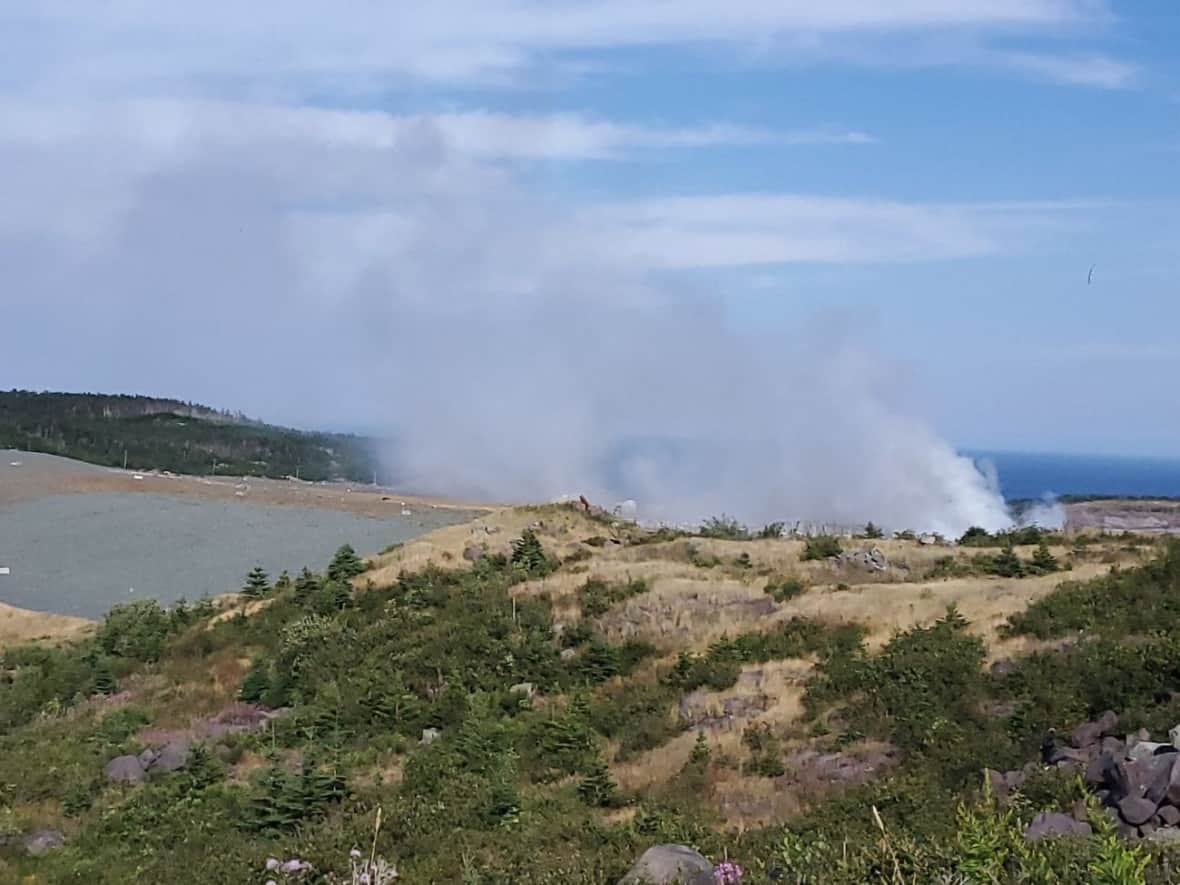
[0,390,381,482]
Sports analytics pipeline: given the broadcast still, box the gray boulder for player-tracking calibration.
[1024,812,1092,841]
[1128,741,1169,762]
[509,682,536,699]
[104,754,147,784]
[1160,805,1180,826]
[23,828,65,856]
[1118,796,1158,826]
[150,740,190,773]
[462,544,486,563]
[1167,723,1180,749]
[618,844,714,885]
[1071,713,1118,748]
[420,727,442,746]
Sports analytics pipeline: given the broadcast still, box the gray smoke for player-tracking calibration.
[1,115,1014,536]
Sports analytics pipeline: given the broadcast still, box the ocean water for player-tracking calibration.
[970,451,1180,501]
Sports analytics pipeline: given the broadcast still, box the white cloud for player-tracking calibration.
[995,51,1137,88]
[581,194,1093,267]
[0,99,871,161]
[0,1,1121,94]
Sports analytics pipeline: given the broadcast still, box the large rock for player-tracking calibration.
[420,728,441,746]
[1159,805,1180,827]
[1072,711,1118,748]
[838,547,888,572]
[22,829,65,856]
[618,845,714,885]
[1118,796,1159,826]
[104,754,147,784]
[1024,812,1092,841]
[150,740,190,773]
[1128,741,1169,762]
[462,544,486,563]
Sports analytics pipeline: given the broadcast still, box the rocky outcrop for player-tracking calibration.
[989,711,1180,841]
[618,844,714,885]
[838,546,889,572]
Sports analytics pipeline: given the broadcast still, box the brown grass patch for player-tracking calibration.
[0,602,93,646]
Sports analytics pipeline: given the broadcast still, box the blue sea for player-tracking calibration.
[969,451,1180,501]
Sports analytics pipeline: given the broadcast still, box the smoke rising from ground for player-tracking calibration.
[0,113,1016,536]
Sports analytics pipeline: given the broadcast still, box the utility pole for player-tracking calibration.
[123,449,128,470]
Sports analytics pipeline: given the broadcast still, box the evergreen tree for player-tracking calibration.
[1030,543,1060,575]
[988,546,1025,578]
[91,657,117,696]
[577,753,619,807]
[294,567,320,604]
[862,521,884,539]
[242,566,271,599]
[511,529,552,576]
[327,544,365,583]
[274,570,292,592]
[239,657,271,703]
[688,730,711,768]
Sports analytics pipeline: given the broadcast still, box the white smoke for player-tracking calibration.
[0,112,1016,537]
[1018,494,1067,530]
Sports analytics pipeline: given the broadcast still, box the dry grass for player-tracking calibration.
[0,601,93,646]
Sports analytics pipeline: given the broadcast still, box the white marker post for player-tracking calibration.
[0,567,10,576]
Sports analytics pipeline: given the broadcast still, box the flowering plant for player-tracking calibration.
[714,859,744,884]
[263,855,313,884]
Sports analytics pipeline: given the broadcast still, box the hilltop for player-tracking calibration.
[2,503,1177,882]
[0,390,380,483]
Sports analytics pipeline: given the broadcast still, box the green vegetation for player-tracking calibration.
[764,576,807,603]
[0,389,380,482]
[698,515,750,540]
[577,577,649,618]
[801,534,843,561]
[7,525,1180,881]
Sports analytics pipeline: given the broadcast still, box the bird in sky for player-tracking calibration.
[1087,264,1096,285]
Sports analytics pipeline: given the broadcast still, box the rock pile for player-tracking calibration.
[988,711,1180,842]
[837,546,889,572]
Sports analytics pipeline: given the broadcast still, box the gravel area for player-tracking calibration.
[0,490,476,618]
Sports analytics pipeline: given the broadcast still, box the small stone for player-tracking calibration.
[420,727,442,746]
[462,545,486,563]
[22,829,65,856]
[1157,805,1180,826]
[509,682,535,698]
[560,648,577,661]
[1139,821,1158,838]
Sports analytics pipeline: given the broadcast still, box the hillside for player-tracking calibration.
[1,505,1177,882]
[0,390,380,482]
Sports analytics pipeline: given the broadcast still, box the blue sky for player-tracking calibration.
[1,0,1177,471]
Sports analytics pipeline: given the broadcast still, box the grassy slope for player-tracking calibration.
[0,507,1171,883]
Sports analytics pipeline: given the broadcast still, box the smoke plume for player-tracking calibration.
[1,113,1015,536]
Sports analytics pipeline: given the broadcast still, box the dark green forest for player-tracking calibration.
[0,390,381,482]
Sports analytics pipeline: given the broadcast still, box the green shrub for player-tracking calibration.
[765,576,807,603]
[801,535,843,561]
[699,515,749,540]
[96,599,174,662]
[577,577,649,618]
